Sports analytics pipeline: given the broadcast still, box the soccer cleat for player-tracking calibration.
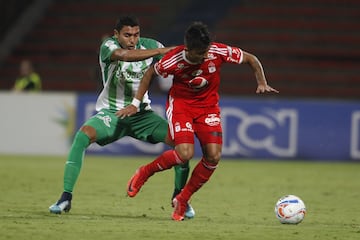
[49,192,72,214]
[172,199,195,219]
[172,197,187,221]
[185,203,195,219]
[127,167,147,197]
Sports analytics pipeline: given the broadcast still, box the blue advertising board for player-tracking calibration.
[76,94,360,161]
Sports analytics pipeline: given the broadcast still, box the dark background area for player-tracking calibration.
[0,0,359,99]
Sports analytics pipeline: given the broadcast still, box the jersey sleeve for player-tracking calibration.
[227,46,243,64]
[153,46,182,78]
[154,61,168,78]
[99,38,119,64]
[213,42,243,64]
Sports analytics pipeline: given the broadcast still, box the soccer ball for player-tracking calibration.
[274,195,306,224]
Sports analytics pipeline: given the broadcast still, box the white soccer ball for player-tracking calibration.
[274,195,306,224]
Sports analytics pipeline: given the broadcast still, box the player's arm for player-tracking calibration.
[115,65,156,118]
[111,46,174,62]
[242,51,279,94]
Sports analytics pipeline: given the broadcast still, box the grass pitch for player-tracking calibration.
[0,155,359,240]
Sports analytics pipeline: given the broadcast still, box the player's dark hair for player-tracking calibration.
[184,21,211,50]
[115,16,140,31]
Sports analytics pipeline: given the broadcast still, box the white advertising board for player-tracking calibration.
[0,92,76,155]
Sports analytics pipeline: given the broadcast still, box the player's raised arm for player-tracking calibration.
[241,51,279,94]
[116,65,156,118]
[111,46,174,62]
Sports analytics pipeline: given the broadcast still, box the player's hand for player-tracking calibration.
[116,105,138,119]
[256,83,279,94]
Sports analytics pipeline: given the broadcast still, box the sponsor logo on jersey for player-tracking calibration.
[95,113,112,128]
[188,76,208,90]
[205,113,221,126]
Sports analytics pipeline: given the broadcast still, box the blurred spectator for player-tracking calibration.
[13,59,42,92]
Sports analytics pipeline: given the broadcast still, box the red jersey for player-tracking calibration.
[154,42,243,107]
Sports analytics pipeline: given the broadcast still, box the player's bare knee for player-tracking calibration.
[80,125,97,143]
[177,151,194,162]
[204,153,221,164]
[202,144,222,164]
[175,145,194,162]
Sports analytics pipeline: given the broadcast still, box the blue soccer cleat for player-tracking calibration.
[49,192,72,214]
[185,203,195,219]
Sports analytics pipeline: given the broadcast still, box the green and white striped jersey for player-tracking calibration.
[96,36,164,112]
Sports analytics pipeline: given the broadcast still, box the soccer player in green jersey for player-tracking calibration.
[49,16,195,218]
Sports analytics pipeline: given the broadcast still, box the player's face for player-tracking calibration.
[185,47,209,64]
[114,25,140,50]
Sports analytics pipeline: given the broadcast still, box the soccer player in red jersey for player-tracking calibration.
[117,21,279,221]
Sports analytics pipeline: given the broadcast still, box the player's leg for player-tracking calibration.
[126,111,189,197]
[172,109,222,220]
[157,119,193,215]
[127,144,193,197]
[127,111,194,197]
[172,162,196,218]
[144,112,194,217]
[48,127,92,214]
[172,162,189,199]
[49,110,124,214]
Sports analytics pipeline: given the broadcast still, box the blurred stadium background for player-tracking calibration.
[0,0,359,161]
[0,0,359,97]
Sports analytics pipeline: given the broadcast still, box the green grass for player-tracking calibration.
[0,155,359,240]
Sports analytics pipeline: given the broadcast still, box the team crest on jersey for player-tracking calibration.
[174,122,193,132]
[205,113,221,126]
[208,61,216,73]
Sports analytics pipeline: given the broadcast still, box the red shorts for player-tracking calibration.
[166,97,223,146]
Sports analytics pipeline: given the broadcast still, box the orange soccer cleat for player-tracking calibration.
[171,197,187,221]
[127,167,147,197]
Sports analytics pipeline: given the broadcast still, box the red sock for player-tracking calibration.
[178,157,218,202]
[143,150,184,177]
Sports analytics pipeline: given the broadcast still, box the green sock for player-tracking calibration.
[63,131,90,193]
[172,161,190,199]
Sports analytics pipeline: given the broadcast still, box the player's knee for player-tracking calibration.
[203,149,221,164]
[204,153,221,164]
[175,145,194,162]
[177,151,193,162]
[80,125,96,143]
[202,143,222,164]
[175,143,194,163]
